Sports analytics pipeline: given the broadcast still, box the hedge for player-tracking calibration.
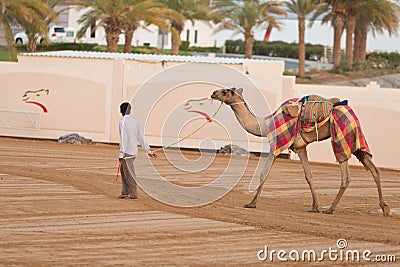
[366,52,400,69]
[16,42,98,52]
[225,39,324,59]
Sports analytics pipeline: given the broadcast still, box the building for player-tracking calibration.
[55,5,216,49]
[0,5,215,48]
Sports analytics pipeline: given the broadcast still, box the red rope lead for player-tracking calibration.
[116,163,120,181]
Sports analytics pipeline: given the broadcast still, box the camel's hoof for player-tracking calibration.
[309,208,320,213]
[382,204,390,217]
[244,203,256,208]
[322,209,334,214]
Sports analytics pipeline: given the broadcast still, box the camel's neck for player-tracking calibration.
[230,101,265,137]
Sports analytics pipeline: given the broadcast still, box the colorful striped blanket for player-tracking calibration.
[265,97,371,162]
[330,104,371,162]
[265,99,299,156]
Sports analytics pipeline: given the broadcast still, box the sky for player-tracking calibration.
[214,19,400,53]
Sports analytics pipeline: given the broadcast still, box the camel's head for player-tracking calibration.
[211,87,244,105]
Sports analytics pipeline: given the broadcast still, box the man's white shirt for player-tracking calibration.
[119,115,150,158]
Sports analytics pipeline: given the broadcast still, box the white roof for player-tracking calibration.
[19,50,270,65]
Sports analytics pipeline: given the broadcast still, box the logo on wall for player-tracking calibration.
[22,89,49,113]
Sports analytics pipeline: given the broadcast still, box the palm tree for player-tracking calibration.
[0,0,50,60]
[158,0,211,55]
[341,1,363,69]
[285,0,323,77]
[74,0,128,52]
[20,0,60,53]
[121,0,179,53]
[212,0,286,59]
[353,0,400,64]
[314,0,346,69]
[326,0,345,69]
[315,0,399,70]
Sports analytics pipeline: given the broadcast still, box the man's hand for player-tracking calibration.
[119,157,124,163]
[148,151,157,158]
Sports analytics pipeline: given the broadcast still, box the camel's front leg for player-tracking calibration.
[323,160,350,214]
[297,148,320,212]
[244,153,275,208]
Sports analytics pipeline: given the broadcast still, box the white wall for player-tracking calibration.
[0,53,284,155]
[182,21,215,47]
[0,56,116,141]
[1,52,399,169]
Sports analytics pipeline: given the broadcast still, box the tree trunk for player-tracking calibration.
[124,26,135,53]
[332,14,344,69]
[171,20,184,55]
[359,24,368,62]
[28,38,38,53]
[105,28,121,53]
[244,34,254,59]
[345,14,356,70]
[171,29,181,55]
[298,17,306,77]
[353,23,368,63]
[353,23,363,63]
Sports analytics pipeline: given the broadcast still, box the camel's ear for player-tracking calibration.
[283,103,300,117]
[236,88,243,96]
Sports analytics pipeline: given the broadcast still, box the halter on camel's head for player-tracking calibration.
[212,87,303,117]
[211,87,245,106]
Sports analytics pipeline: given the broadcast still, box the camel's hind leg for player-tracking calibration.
[355,151,390,216]
[244,153,275,208]
[297,148,320,212]
[323,160,350,214]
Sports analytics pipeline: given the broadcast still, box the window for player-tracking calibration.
[186,30,190,41]
[158,29,168,47]
[90,22,96,38]
[194,30,198,44]
[54,27,65,33]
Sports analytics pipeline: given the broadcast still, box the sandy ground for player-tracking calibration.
[0,137,399,266]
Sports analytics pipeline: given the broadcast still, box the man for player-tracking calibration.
[118,102,156,199]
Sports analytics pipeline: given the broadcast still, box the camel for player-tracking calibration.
[211,87,390,216]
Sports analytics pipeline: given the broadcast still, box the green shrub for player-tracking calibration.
[131,46,163,54]
[366,52,400,69]
[225,40,245,54]
[0,48,11,61]
[16,42,98,52]
[179,41,190,51]
[187,46,221,53]
[225,40,324,60]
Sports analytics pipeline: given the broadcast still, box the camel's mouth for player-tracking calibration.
[210,92,220,100]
